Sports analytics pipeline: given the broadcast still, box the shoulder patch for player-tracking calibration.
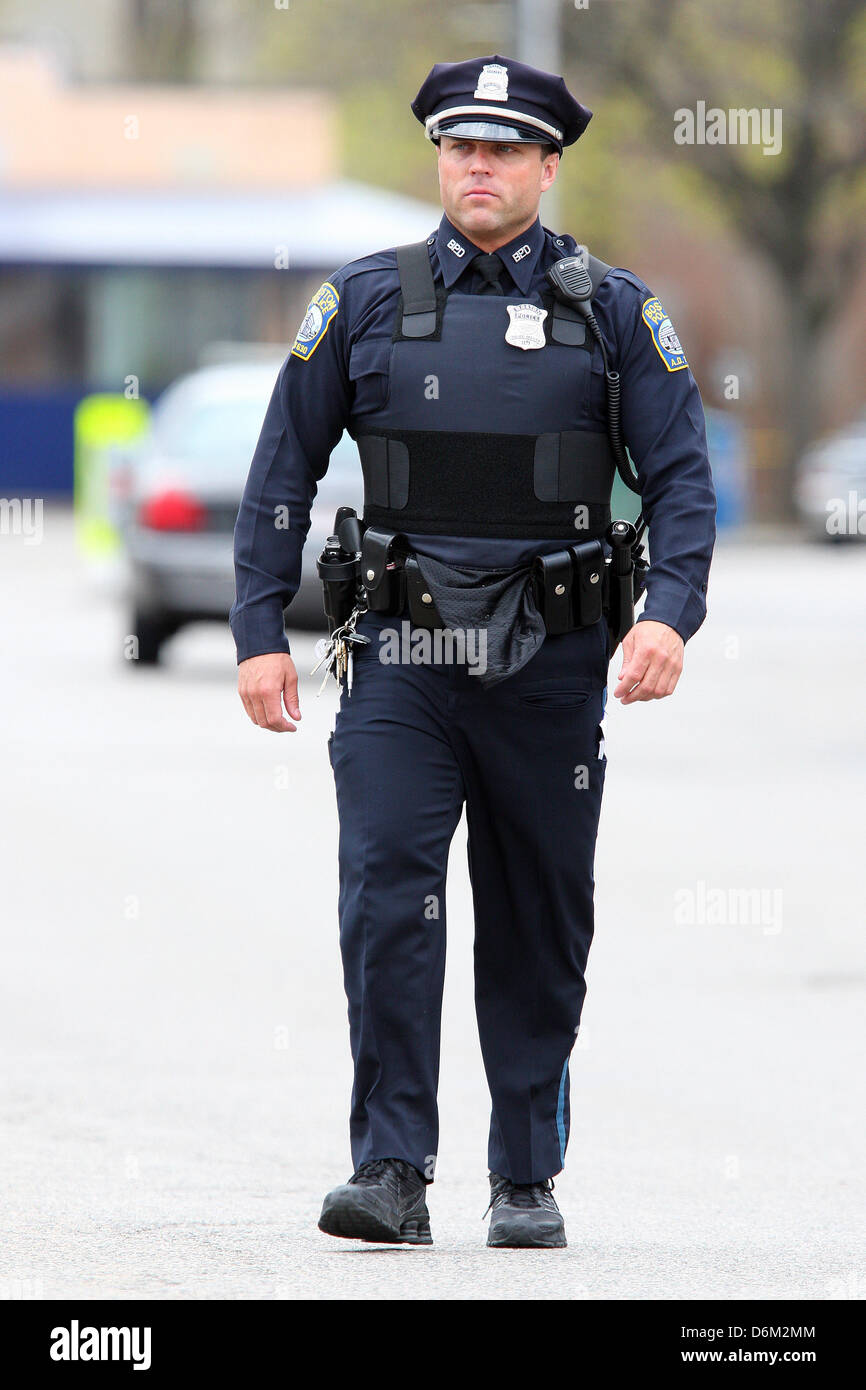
[641,297,688,371]
[291,282,340,361]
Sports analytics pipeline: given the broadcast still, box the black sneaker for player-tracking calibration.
[485,1172,567,1248]
[318,1158,433,1244]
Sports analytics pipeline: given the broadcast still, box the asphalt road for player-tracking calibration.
[1,511,864,1301]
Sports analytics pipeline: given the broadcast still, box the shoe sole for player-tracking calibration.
[318,1193,433,1245]
[487,1222,567,1249]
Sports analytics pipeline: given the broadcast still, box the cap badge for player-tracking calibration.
[505,303,547,351]
[474,63,509,102]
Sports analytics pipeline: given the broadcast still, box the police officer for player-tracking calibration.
[232,55,715,1249]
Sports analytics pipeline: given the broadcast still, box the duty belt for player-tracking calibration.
[317,511,647,651]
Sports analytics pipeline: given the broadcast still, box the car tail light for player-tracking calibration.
[138,489,208,532]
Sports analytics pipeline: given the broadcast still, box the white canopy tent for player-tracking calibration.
[0,181,441,268]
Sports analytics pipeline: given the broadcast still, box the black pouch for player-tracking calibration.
[404,555,444,629]
[531,549,573,635]
[570,539,605,627]
[359,526,407,614]
[531,539,604,635]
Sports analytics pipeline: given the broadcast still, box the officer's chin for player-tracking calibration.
[458,199,501,228]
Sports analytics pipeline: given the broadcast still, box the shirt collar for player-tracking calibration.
[433,213,546,295]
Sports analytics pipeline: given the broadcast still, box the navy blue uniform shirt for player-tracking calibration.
[231,212,716,662]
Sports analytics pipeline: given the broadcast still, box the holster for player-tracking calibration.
[316,547,360,634]
[603,522,647,650]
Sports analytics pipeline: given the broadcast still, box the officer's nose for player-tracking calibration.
[469,146,495,176]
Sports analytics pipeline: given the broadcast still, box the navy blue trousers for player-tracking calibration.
[327,607,608,1185]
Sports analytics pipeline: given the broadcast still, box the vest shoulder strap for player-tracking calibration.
[395,240,437,338]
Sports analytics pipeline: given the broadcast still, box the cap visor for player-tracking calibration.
[433,119,544,143]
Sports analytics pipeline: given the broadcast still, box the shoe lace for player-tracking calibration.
[482,1174,557,1219]
[349,1159,396,1187]
[349,1158,419,1192]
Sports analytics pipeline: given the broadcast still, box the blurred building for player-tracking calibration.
[0,48,439,493]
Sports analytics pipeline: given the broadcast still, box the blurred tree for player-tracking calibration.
[127,0,197,81]
[577,0,866,515]
[253,0,491,201]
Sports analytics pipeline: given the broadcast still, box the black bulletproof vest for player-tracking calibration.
[351,240,616,540]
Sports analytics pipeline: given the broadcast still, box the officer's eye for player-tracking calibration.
[495,144,515,154]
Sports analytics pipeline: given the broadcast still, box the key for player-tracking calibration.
[345,619,372,698]
[344,627,371,698]
[312,605,370,694]
[317,649,338,695]
[310,637,336,676]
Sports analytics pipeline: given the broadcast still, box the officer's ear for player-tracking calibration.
[540,149,560,191]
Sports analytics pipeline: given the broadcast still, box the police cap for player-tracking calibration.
[411,54,592,155]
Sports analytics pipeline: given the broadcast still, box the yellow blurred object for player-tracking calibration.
[73,394,151,556]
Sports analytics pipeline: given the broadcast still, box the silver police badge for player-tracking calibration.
[505,303,547,350]
[474,63,509,101]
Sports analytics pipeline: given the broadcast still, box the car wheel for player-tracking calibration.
[130,609,177,665]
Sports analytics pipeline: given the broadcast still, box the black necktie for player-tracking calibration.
[474,253,504,295]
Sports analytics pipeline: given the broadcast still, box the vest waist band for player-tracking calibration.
[356,427,615,540]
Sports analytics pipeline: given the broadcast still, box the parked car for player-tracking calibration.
[122,362,362,663]
[795,417,866,542]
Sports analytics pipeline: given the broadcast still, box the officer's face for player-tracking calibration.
[437,137,559,247]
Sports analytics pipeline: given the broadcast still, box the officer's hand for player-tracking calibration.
[614,620,684,705]
[237,653,301,732]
